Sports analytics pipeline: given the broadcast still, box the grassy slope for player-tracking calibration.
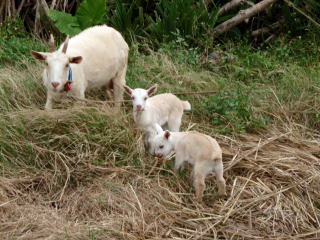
[0,36,320,239]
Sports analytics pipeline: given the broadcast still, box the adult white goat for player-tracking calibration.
[31,25,129,109]
[123,84,191,153]
[153,124,226,202]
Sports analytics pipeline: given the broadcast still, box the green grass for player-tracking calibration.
[1,33,319,153]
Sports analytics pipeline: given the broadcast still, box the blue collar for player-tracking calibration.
[63,67,73,92]
[68,67,72,82]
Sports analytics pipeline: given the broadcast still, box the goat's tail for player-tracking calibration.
[182,100,191,111]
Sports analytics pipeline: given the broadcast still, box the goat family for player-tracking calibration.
[31,25,226,202]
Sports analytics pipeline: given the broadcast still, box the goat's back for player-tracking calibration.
[148,93,185,114]
[60,25,129,88]
[177,131,222,162]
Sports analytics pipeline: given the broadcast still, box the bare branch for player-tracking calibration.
[49,34,56,52]
[218,0,254,16]
[16,0,26,15]
[283,0,320,29]
[0,1,6,22]
[50,0,57,10]
[34,0,40,34]
[251,20,283,37]
[215,0,278,35]
[259,33,277,48]
[39,0,50,15]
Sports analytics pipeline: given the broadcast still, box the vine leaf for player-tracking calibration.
[76,0,107,30]
[48,10,81,36]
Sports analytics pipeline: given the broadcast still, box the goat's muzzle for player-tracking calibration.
[51,82,60,88]
[136,105,144,111]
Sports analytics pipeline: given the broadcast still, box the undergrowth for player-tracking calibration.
[0,16,46,67]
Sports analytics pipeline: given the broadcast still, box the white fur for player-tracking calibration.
[124,85,190,130]
[153,125,226,201]
[123,85,191,153]
[31,25,129,109]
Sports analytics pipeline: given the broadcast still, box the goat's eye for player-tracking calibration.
[159,145,164,149]
[45,62,48,66]
[65,64,69,68]
[144,97,147,101]
[131,96,135,100]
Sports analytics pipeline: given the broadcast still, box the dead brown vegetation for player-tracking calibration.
[1,108,319,239]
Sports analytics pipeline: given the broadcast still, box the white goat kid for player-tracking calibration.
[31,25,129,110]
[123,85,191,131]
[123,85,191,153]
[153,124,226,202]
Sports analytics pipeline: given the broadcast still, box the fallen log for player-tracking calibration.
[215,0,278,35]
[218,0,254,16]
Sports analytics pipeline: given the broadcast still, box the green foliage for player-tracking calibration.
[147,0,219,46]
[204,88,267,134]
[47,0,220,47]
[48,10,81,36]
[0,37,44,66]
[158,33,200,67]
[0,16,46,66]
[0,16,27,39]
[76,0,107,29]
[108,0,145,42]
[48,0,106,36]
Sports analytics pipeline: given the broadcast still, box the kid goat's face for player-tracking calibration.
[154,131,173,158]
[123,85,157,111]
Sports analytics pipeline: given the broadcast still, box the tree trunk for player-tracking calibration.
[215,0,278,35]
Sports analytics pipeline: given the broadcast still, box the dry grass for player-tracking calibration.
[0,49,320,239]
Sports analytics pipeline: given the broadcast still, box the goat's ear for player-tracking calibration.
[69,56,82,64]
[155,124,163,134]
[123,85,132,95]
[31,51,47,61]
[147,84,158,96]
[62,35,69,53]
[164,130,171,139]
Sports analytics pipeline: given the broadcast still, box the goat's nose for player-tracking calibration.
[136,105,142,111]
[51,82,60,88]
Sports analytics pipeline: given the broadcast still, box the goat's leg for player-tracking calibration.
[174,151,185,173]
[214,159,226,196]
[45,94,53,110]
[193,167,206,202]
[168,112,183,132]
[113,65,127,107]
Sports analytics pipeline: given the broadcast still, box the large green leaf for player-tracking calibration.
[48,10,81,36]
[76,0,107,29]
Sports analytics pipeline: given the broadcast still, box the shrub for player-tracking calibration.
[204,88,267,134]
[146,0,219,47]
[0,16,45,66]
